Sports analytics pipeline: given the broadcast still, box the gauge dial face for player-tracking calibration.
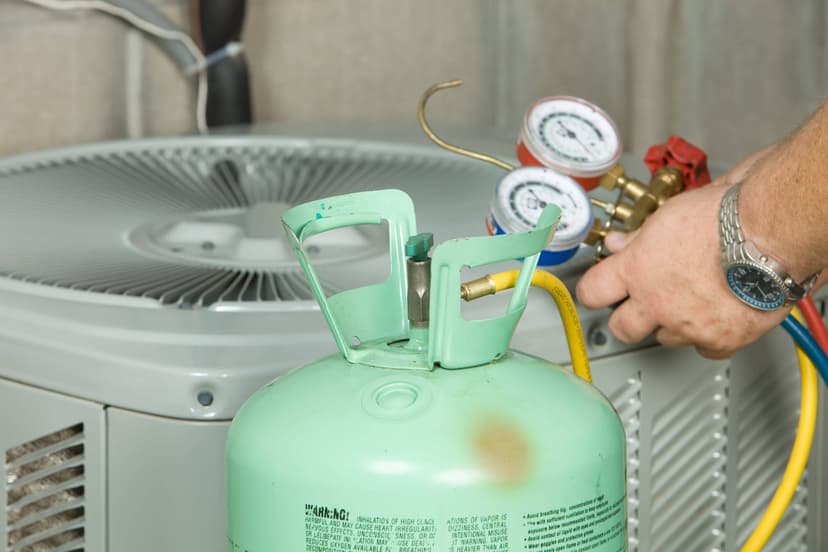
[493,167,592,247]
[525,97,621,174]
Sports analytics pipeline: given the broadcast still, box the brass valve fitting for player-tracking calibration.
[590,197,644,229]
[585,219,609,246]
[649,165,683,206]
[588,145,695,262]
[600,164,649,202]
[586,221,629,244]
[596,164,686,231]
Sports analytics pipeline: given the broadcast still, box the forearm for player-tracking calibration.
[739,101,828,281]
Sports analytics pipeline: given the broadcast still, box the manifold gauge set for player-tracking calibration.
[427,85,711,266]
[481,94,623,266]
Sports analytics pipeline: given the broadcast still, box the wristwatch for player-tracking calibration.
[719,183,819,310]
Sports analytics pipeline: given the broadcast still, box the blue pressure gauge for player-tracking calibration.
[488,166,593,266]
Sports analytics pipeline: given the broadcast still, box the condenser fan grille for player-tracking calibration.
[0,136,493,308]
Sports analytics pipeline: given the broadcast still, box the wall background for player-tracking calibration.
[1,0,826,166]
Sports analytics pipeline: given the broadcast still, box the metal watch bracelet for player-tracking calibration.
[719,183,818,303]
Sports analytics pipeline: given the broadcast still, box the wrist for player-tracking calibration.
[737,107,828,281]
[738,171,821,283]
[720,182,819,310]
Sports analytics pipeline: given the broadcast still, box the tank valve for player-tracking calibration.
[405,233,434,328]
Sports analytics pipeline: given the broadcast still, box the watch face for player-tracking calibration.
[725,264,786,310]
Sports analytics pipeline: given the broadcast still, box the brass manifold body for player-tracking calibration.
[585,164,684,258]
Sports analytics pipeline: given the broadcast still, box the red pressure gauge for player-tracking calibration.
[517,96,622,191]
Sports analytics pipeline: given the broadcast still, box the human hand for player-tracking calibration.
[575,148,786,359]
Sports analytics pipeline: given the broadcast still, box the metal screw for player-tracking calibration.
[197,390,214,406]
[589,327,609,348]
[201,241,215,251]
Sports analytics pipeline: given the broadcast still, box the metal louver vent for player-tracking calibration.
[5,424,85,552]
[0,136,492,308]
[649,366,728,551]
[737,364,808,550]
[608,374,642,552]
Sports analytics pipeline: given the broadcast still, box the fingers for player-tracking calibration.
[657,327,735,359]
[607,298,658,344]
[654,328,688,349]
[694,346,733,361]
[576,253,630,309]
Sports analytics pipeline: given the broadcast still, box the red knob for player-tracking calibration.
[644,136,711,189]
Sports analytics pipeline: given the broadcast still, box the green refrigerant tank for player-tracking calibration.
[226,189,627,551]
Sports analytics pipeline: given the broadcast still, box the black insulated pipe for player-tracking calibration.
[206,56,253,128]
[193,0,253,128]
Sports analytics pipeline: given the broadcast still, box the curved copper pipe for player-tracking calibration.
[417,80,514,172]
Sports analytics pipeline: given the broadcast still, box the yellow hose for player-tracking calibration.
[488,269,592,383]
[740,308,818,552]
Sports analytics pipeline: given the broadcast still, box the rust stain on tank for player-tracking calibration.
[473,418,532,485]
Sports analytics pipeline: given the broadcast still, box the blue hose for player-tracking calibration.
[782,315,828,386]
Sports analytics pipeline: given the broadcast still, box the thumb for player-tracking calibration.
[604,230,637,254]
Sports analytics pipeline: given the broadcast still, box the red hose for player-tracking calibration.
[798,296,828,353]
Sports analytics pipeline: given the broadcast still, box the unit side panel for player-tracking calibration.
[592,346,729,552]
[591,328,825,552]
[107,407,230,552]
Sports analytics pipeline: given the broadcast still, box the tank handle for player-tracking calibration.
[428,203,560,369]
[282,189,416,362]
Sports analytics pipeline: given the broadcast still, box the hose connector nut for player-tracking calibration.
[460,275,497,301]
